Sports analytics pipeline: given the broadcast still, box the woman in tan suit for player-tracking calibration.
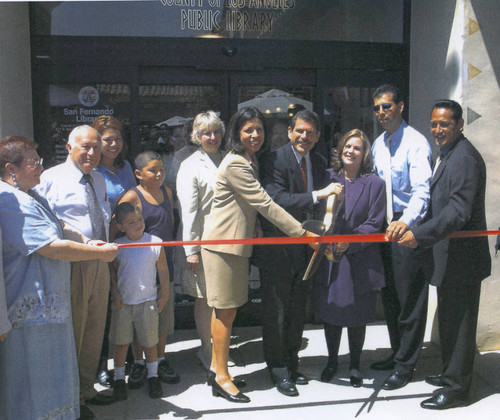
[201,107,316,403]
[177,111,226,370]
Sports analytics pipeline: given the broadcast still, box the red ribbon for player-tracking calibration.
[114,230,500,248]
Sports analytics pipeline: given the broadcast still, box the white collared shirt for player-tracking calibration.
[290,143,319,203]
[35,158,111,239]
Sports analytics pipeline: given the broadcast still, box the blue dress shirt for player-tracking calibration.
[95,160,136,212]
[372,121,432,227]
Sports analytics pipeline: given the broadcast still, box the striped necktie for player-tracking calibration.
[300,157,308,193]
[82,174,106,241]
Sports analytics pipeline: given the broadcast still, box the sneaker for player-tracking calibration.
[128,363,146,389]
[113,379,128,401]
[148,376,163,399]
[158,359,180,384]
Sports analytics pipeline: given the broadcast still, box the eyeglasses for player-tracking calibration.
[201,130,221,137]
[24,158,44,168]
[373,103,393,112]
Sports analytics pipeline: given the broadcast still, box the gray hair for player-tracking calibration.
[67,125,100,146]
[191,111,226,147]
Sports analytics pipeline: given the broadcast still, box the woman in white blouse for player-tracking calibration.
[176,111,226,370]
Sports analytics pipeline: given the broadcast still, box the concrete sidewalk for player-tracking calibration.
[92,323,500,419]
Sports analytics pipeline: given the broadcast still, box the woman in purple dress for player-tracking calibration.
[315,129,386,387]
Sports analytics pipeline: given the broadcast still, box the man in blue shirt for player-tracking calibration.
[370,85,432,390]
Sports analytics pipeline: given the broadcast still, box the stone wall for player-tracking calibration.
[0,3,33,139]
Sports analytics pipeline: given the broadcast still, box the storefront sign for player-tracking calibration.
[160,0,295,33]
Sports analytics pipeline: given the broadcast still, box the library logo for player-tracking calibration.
[78,86,99,107]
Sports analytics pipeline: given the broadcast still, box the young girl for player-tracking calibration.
[118,151,179,388]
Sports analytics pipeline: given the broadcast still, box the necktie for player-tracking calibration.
[432,152,443,178]
[82,174,106,241]
[300,157,308,193]
[382,136,393,224]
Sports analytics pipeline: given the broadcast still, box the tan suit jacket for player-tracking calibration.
[177,149,226,257]
[202,152,304,258]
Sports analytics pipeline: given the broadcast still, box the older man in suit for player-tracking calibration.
[259,110,337,396]
[399,99,491,410]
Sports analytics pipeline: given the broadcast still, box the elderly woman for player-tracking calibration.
[315,129,386,388]
[0,136,117,420]
[176,111,226,370]
[92,115,136,212]
[201,107,317,403]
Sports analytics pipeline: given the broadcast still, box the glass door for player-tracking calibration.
[318,69,407,152]
[230,70,318,154]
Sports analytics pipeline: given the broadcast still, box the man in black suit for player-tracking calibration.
[399,99,491,410]
[258,110,337,396]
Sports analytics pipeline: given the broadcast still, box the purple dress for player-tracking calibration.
[132,186,174,280]
[314,171,386,327]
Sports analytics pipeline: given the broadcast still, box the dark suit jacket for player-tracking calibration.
[260,143,330,225]
[316,171,386,307]
[412,135,491,287]
[256,143,329,275]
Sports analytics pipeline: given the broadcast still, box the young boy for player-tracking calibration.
[118,151,179,387]
[110,202,169,400]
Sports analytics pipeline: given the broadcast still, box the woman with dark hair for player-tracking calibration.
[176,111,226,370]
[201,107,317,403]
[92,115,136,386]
[0,136,117,419]
[92,115,136,212]
[315,129,386,388]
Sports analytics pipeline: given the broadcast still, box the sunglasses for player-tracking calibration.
[373,103,393,112]
[24,158,44,168]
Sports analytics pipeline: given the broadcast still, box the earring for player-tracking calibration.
[11,172,19,189]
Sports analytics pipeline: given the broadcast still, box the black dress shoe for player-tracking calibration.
[276,377,299,396]
[425,374,445,387]
[78,404,95,420]
[291,371,309,385]
[370,354,396,371]
[84,391,115,405]
[320,364,338,383]
[350,369,363,388]
[207,370,246,388]
[211,380,250,403]
[270,367,299,396]
[382,370,413,390]
[97,369,113,387]
[158,359,180,384]
[421,393,468,410]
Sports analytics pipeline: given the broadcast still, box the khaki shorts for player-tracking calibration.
[158,283,174,337]
[110,301,159,348]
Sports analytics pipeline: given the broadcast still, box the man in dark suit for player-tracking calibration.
[399,99,491,410]
[258,110,337,396]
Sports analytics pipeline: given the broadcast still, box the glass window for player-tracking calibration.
[45,83,131,166]
[238,85,314,150]
[32,0,404,43]
[322,86,381,153]
[138,84,221,153]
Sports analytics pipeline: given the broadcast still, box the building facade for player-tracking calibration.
[1,0,498,349]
